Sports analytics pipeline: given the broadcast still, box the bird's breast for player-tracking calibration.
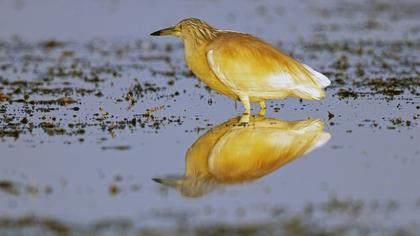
[184,45,238,99]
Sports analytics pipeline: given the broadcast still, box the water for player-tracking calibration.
[0,0,419,235]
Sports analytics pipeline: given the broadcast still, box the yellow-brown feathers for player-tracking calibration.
[151,18,331,121]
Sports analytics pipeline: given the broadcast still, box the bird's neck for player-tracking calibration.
[183,29,220,60]
[184,39,206,57]
[183,28,219,49]
[183,37,208,72]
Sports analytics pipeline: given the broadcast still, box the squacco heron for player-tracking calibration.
[153,116,331,198]
[151,18,331,122]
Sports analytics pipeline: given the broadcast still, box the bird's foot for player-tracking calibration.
[258,108,266,117]
[258,101,266,117]
[237,122,250,127]
[238,112,250,126]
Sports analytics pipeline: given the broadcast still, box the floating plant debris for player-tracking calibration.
[0,180,19,196]
[0,92,9,102]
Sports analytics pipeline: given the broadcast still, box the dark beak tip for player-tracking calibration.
[150,31,161,36]
[152,178,162,183]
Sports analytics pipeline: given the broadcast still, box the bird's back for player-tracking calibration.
[206,32,330,101]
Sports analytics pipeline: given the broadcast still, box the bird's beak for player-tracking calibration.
[150,27,177,36]
[152,177,182,187]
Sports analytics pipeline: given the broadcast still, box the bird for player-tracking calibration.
[153,115,331,198]
[150,18,331,123]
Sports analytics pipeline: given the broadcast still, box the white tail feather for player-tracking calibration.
[303,132,331,155]
[293,85,325,100]
[303,64,331,88]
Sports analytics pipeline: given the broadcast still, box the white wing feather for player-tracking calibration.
[303,64,331,88]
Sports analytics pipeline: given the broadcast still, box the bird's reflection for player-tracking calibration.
[153,116,331,198]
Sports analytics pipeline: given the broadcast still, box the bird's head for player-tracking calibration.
[150,18,218,44]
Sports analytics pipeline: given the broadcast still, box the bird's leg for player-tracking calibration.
[238,94,250,124]
[258,100,266,117]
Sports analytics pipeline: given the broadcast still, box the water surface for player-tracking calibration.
[0,0,419,235]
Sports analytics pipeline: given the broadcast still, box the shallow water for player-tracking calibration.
[0,0,419,235]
